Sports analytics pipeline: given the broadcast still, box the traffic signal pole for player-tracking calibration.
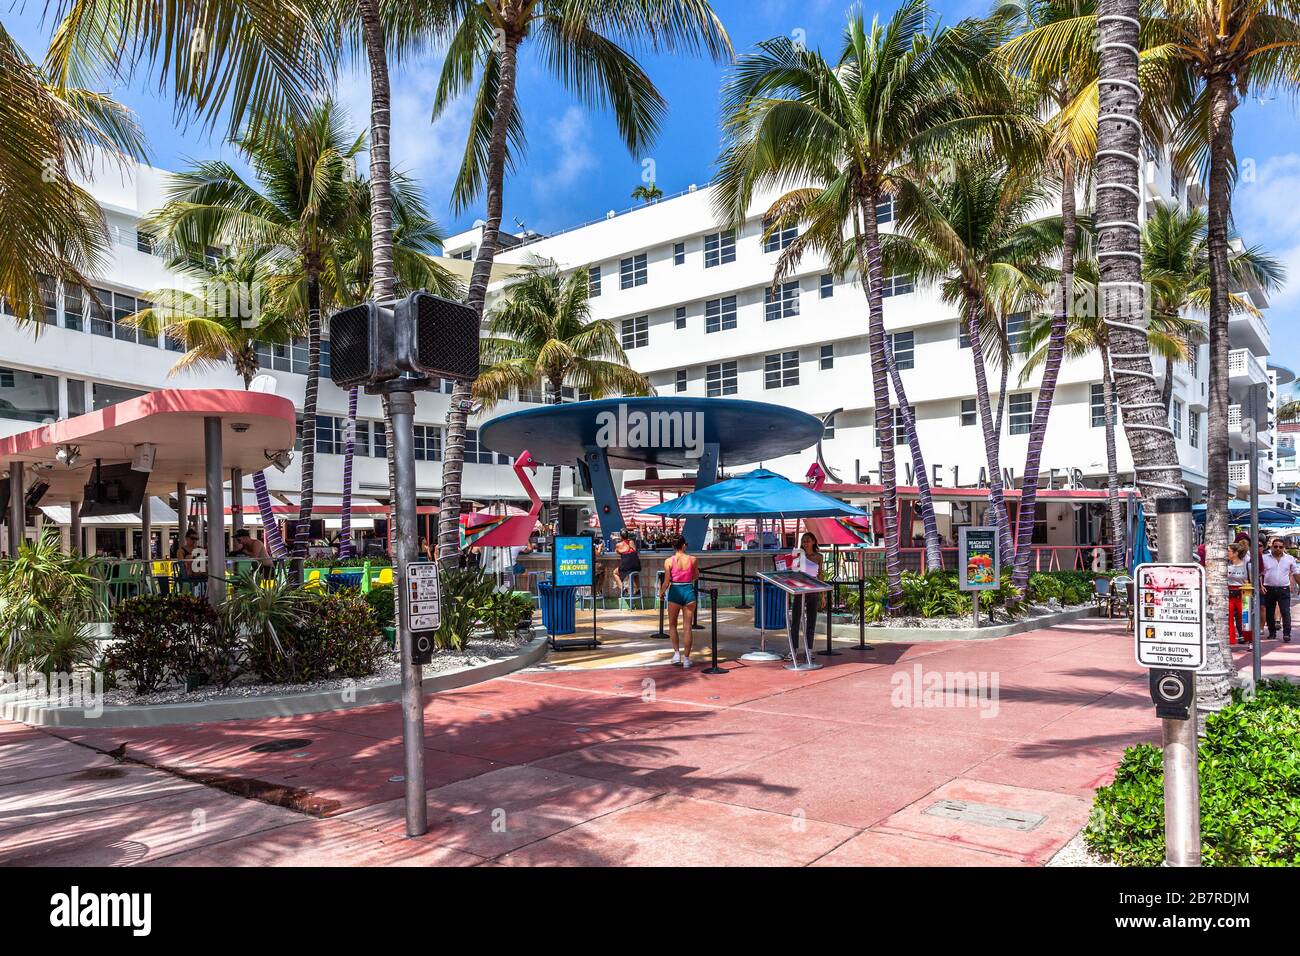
[387,385,427,837]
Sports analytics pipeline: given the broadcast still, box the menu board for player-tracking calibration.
[958,527,1000,591]
[552,535,595,588]
[756,570,833,595]
[1134,563,1205,670]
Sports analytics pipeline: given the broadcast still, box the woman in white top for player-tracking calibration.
[788,532,824,659]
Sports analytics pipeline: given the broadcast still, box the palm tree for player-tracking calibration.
[430,0,731,563]
[715,2,1018,603]
[631,182,664,204]
[476,258,651,521]
[129,248,301,554]
[0,21,144,331]
[883,159,1062,571]
[143,101,362,557]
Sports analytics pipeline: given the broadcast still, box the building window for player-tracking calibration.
[961,398,977,426]
[820,344,834,370]
[675,306,686,330]
[822,417,836,440]
[764,351,799,389]
[316,415,343,455]
[959,320,971,349]
[675,370,687,393]
[1006,311,1030,354]
[705,296,736,333]
[875,197,895,224]
[92,382,146,412]
[820,274,834,299]
[1090,383,1109,428]
[413,424,442,461]
[764,281,800,321]
[136,230,156,255]
[1009,392,1032,435]
[706,361,737,397]
[517,380,543,404]
[0,367,59,423]
[1171,398,1183,439]
[354,419,371,457]
[373,421,387,459]
[880,273,914,298]
[1189,409,1200,449]
[588,265,601,297]
[450,247,474,260]
[874,408,907,446]
[464,428,494,464]
[703,230,735,267]
[544,381,577,403]
[64,286,84,332]
[762,219,798,253]
[621,315,648,350]
[39,276,57,325]
[673,242,685,265]
[1187,347,1198,379]
[620,253,647,289]
[889,331,915,370]
[254,338,309,375]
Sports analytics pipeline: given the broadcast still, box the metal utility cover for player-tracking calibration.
[923,799,1046,832]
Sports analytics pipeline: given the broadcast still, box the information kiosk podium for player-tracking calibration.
[756,569,834,671]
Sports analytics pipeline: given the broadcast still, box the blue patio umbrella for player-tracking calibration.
[642,468,867,520]
[1129,506,1154,573]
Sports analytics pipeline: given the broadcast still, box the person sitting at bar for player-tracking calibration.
[613,530,641,596]
[789,531,824,660]
[175,528,202,580]
[233,528,272,575]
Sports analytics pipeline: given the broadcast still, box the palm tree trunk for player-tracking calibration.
[292,274,322,557]
[251,470,285,557]
[1100,345,1126,566]
[338,385,359,558]
[1012,162,1078,590]
[884,353,943,570]
[357,0,401,568]
[965,302,1015,567]
[857,199,903,606]
[1096,2,1213,711]
[438,33,521,566]
[1201,71,1240,713]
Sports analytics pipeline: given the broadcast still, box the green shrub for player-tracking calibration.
[482,589,535,639]
[106,594,217,694]
[12,619,98,677]
[0,532,106,669]
[363,585,396,629]
[1085,681,1300,866]
[434,567,497,650]
[249,592,383,683]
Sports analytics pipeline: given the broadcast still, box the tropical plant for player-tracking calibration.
[221,569,313,676]
[250,590,383,683]
[0,19,145,333]
[631,182,664,203]
[106,593,218,694]
[476,257,652,521]
[11,618,98,677]
[430,0,732,563]
[142,100,363,557]
[884,158,1062,569]
[0,531,105,668]
[715,2,1024,604]
[432,566,497,650]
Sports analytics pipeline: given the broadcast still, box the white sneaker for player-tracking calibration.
[670,651,681,665]
[681,656,693,668]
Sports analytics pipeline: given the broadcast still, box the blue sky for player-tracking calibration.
[6,0,1297,369]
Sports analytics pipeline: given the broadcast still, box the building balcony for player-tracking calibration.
[1228,404,1269,453]
[1229,458,1274,495]
[1228,309,1270,355]
[1229,348,1269,394]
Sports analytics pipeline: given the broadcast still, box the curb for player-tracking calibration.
[1,632,550,729]
[831,603,1101,643]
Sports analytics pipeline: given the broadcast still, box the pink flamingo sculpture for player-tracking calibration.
[803,462,876,545]
[460,450,543,548]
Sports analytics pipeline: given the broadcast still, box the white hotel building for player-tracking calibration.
[0,151,1278,552]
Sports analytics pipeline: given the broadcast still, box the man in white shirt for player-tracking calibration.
[1260,537,1300,642]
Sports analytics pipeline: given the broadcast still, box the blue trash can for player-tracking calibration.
[752,578,787,629]
[539,582,577,635]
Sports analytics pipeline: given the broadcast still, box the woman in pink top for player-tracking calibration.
[658,535,698,667]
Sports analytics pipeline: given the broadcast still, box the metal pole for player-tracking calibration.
[386,387,427,838]
[231,467,243,530]
[70,499,82,556]
[140,493,152,562]
[177,482,187,536]
[7,461,23,556]
[1248,385,1262,685]
[203,417,227,605]
[704,587,725,674]
[1155,495,1201,867]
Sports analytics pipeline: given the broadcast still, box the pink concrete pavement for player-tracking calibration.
[1,619,1295,866]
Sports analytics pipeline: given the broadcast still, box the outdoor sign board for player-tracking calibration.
[1134,562,1206,670]
[958,526,1000,590]
[552,535,595,588]
[755,569,833,596]
[406,561,441,632]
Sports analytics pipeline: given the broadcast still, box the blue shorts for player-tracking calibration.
[666,582,697,607]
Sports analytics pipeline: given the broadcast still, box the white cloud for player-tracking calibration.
[530,106,598,209]
[1236,152,1300,239]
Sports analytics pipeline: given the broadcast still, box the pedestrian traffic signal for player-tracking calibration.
[327,292,480,390]
[328,301,398,389]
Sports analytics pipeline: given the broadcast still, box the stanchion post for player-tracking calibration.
[818,582,841,656]
[858,578,867,650]
[704,587,725,674]
[737,555,749,608]
[650,569,669,639]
